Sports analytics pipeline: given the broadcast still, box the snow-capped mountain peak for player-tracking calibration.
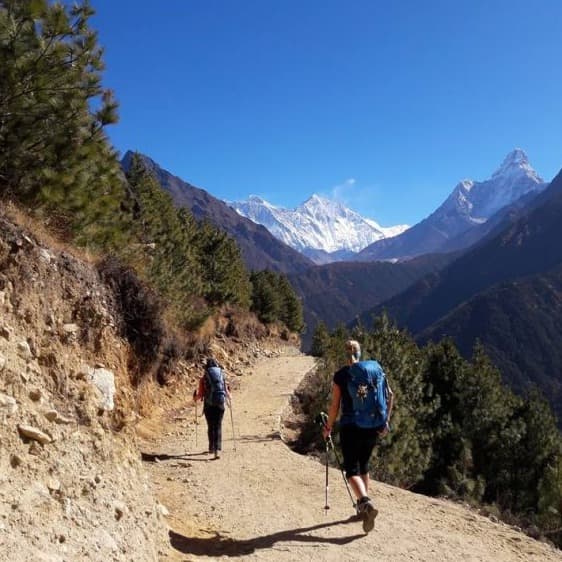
[228,194,408,257]
[492,148,542,183]
[436,149,546,228]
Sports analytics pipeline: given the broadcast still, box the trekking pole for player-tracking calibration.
[327,433,356,512]
[317,412,357,512]
[324,436,330,513]
[227,397,237,452]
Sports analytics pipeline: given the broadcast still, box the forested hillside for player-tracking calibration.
[305,319,562,547]
[289,252,454,348]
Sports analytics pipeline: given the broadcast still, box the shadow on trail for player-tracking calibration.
[169,517,364,557]
[236,432,282,444]
[141,452,210,463]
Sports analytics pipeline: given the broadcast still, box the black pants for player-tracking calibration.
[204,405,225,452]
[340,424,379,478]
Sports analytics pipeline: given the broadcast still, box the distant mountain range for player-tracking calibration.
[356,149,547,261]
[121,151,313,274]
[228,149,547,265]
[229,194,408,264]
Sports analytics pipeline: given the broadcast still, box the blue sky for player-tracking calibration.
[91,0,562,226]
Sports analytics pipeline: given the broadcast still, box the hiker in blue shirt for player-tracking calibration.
[194,358,230,459]
[323,339,394,533]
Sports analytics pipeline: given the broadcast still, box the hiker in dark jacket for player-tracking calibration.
[323,339,394,533]
[194,358,230,459]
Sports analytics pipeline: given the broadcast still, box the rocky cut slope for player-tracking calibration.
[0,212,167,561]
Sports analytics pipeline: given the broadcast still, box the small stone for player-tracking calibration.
[0,325,12,340]
[0,393,17,417]
[47,478,61,492]
[63,323,79,334]
[54,413,74,425]
[29,388,42,401]
[44,410,58,422]
[94,474,102,484]
[10,454,23,468]
[18,424,52,445]
[0,353,5,370]
[28,441,42,456]
[156,503,170,517]
[39,248,53,264]
[114,501,127,521]
[17,340,32,360]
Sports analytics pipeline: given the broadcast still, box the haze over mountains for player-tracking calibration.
[229,194,408,264]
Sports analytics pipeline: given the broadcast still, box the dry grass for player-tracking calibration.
[2,200,98,263]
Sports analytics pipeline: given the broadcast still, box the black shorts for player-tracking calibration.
[340,424,379,478]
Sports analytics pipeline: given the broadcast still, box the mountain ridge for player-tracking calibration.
[356,149,547,262]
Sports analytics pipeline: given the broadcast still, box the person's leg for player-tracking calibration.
[204,406,215,452]
[357,429,378,496]
[360,473,370,495]
[215,408,225,451]
[348,475,368,499]
[340,425,365,501]
[356,428,379,533]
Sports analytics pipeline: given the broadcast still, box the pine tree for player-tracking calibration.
[0,0,124,246]
[311,321,330,357]
[195,221,251,308]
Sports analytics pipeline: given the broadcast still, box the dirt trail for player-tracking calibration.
[141,350,562,561]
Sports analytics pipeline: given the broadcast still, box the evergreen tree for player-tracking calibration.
[277,274,305,333]
[360,314,432,487]
[310,321,330,357]
[0,0,124,246]
[195,220,251,308]
[124,154,206,326]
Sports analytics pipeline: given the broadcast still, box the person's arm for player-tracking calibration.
[194,376,205,401]
[323,382,342,439]
[386,383,394,423]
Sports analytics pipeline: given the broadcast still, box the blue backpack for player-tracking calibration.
[346,360,388,429]
[205,366,226,407]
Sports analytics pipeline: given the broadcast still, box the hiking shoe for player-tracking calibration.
[214,451,220,459]
[361,500,378,533]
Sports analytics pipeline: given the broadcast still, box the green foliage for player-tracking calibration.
[310,321,330,357]
[308,316,562,544]
[0,0,124,246]
[194,220,251,309]
[250,270,304,333]
[123,154,253,328]
[357,313,432,487]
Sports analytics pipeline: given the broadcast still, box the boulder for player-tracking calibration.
[89,368,116,411]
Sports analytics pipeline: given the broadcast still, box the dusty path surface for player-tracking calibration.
[140,350,562,561]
